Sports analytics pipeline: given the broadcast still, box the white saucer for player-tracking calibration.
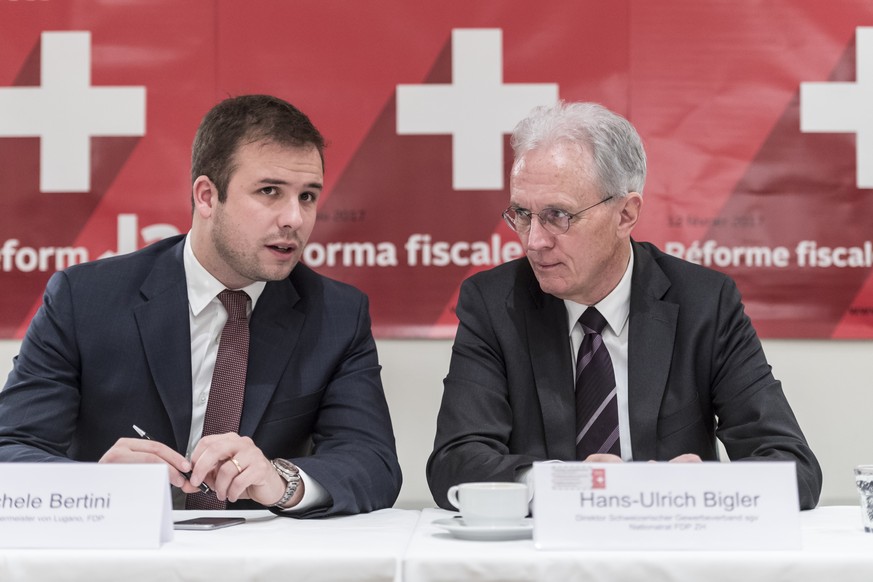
[432,517,533,541]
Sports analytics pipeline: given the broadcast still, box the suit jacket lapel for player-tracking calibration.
[134,239,193,452]
[238,277,303,438]
[520,267,577,460]
[627,241,678,459]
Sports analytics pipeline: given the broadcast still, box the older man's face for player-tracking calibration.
[509,141,634,305]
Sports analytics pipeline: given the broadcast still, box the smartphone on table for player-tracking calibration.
[173,517,246,530]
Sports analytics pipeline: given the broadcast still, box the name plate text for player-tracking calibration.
[0,463,172,548]
[533,461,800,550]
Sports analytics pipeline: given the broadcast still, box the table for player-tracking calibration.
[403,507,873,582]
[0,508,419,582]
[1,506,870,581]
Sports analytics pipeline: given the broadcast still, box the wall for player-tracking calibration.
[1,338,868,508]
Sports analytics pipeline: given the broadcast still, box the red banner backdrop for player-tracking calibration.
[1,1,872,339]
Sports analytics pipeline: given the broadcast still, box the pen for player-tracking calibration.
[132,424,211,493]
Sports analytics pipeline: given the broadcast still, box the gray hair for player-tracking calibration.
[510,101,646,198]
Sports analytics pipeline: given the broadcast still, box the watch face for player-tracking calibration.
[272,459,299,481]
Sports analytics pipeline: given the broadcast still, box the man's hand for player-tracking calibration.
[583,453,703,463]
[188,433,300,507]
[584,453,623,463]
[99,437,200,493]
[668,453,702,463]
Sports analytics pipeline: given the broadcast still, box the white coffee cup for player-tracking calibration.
[446,482,529,526]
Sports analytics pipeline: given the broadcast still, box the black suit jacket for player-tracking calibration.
[0,235,401,516]
[427,240,821,509]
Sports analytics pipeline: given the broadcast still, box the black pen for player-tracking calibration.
[132,424,211,493]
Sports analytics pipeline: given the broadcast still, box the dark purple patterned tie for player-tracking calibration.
[186,289,250,510]
[575,307,621,460]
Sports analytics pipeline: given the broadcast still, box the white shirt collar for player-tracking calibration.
[183,233,266,316]
[564,244,634,336]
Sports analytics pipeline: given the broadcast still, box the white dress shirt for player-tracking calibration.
[183,235,327,511]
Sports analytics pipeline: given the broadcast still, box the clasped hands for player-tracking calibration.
[585,453,703,463]
[100,433,294,507]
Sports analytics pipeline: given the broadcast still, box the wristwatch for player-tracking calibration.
[270,458,301,508]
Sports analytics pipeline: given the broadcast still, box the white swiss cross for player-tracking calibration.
[396,29,558,190]
[0,31,146,193]
[801,26,873,189]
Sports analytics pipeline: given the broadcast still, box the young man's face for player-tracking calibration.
[195,139,323,289]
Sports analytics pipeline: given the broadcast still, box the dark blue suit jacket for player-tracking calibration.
[427,240,821,510]
[0,235,401,516]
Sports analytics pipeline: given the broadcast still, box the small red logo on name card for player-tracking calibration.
[592,468,606,489]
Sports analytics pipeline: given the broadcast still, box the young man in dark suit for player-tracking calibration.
[0,95,401,516]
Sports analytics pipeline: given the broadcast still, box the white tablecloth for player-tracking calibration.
[0,508,420,582]
[403,507,873,582]
[2,506,870,582]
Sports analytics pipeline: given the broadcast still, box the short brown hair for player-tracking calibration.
[191,95,325,203]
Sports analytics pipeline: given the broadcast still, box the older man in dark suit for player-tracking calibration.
[427,101,821,510]
[0,95,401,516]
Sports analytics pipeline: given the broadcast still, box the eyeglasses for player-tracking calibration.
[502,195,614,235]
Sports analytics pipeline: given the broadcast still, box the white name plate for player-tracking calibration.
[533,461,800,550]
[0,463,173,548]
